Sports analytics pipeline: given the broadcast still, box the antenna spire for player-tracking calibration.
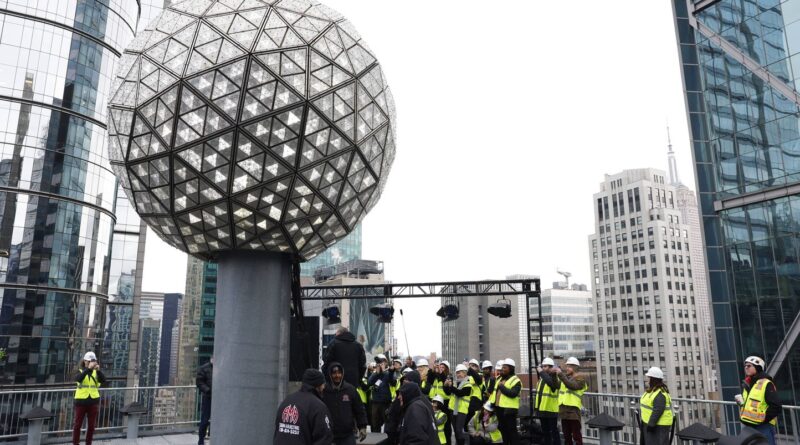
[667,125,680,185]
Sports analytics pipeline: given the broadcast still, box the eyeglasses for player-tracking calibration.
[744,364,754,368]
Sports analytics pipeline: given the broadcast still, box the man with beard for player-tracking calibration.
[274,369,333,445]
[323,362,368,445]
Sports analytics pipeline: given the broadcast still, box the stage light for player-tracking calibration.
[322,303,341,324]
[436,304,459,322]
[370,303,394,323]
[487,297,512,318]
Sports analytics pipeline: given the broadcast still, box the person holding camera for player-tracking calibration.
[72,351,106,445]
[368,354,396,431]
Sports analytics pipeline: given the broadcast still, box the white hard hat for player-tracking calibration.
[83,351,97,361]
[369,362,377,368]
[482,360,493,369]
[541,358,555,367]
[392,357,403,364]
[469,359,480,367]
[455,364,468,373]
[645,367,664,379]
[416,358,429,367]
[504,358,516,368]
[745,356,766,369]
[565,357,580,367]
[376,354,387,361]
[483,402,495,412]
[495,360,504,370]
[440,361,451,370]
[402,367,413,374]
[432,395,445,405]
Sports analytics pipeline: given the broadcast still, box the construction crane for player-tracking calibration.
[557,269,571,288]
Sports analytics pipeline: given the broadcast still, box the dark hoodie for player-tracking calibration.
[322,362,368,439]
[398,382,439,445]
[386,371,423,436]
[323,331,366,387]
[742,371,782,424]
[274,383,333,445]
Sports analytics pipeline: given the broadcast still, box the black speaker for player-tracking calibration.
[289,316,320,382]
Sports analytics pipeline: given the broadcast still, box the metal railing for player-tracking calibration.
[0,386,199,442]
[522,390,800,445]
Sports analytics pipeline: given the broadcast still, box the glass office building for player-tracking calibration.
[0,1,140,386]
[301,224,362,277]
[673,0,800,405]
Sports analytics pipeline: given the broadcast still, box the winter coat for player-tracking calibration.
[274,384,333,445]
[196,362,212,397]
[557,372,586,420]
[323,332,366,387]
[741,372,782,424]
[322,362,368,439]
[368,369,396,403]
[398,383,439,445]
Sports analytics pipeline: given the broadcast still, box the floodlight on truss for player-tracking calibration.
[106,0,396,261]
[369,302,394,323]
[321,301,340,324]
[436,303,459,322]
[487,297,512,318]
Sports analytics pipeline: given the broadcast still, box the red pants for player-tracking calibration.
[72,403,99,445]
[561,419,583,445]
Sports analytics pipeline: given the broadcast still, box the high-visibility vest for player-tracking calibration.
[639,389,673,426]
[74,370,100,400]
[432,378,450,403]
[434,410,447,444]
[494,375,520,409]
[449,380,473,414]
[535,378,559,413]
[741,378,778,426]
[469,412,502,443]
[390,377,400,400]
[469,376,482,404]
[357,378,369,404]
[558,378,587,409]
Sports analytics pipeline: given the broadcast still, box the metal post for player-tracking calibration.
[598,429,612,445]
[126,413,140,440]
[25,419,43,445]
[211,251,292,443]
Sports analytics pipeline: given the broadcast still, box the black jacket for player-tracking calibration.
[368,369,396,403]
[73,368,107,406]
[482,374,496,401]
[322,362,368,438]
[323,332,366,387]
[398,383,439,445]
[534,370,560,418]
[274,384,334,445]
[742,372,782,424]
[196,362,212,397]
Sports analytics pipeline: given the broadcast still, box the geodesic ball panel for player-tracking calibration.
[107,0,396,260]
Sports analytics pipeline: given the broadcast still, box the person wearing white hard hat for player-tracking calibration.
[464,360,485,427]
[426,360,454,445]
[73,351,106,445]
[367,354,396,432]
[556,357,587,445]
[467,401,502,444]
[736,355,781,445]
[639,367,672,445]
[480,361,495,404]
[534,358,561,445]
[493,358,521,445]
[446,364,474,445]
[416,359,431,397]
[432,395,448,445]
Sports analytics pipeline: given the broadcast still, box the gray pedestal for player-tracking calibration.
[211,251,292,443]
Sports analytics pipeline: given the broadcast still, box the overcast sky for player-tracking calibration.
[143,0,695,357]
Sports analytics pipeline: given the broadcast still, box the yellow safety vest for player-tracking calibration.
[74,370,100,400]
[434,410,447,444]
[494,375,520,409]
[390,377,400,400]
[558,378,586,409]
[640,389,673,426]
[469,376,482,403]
[448,380,473,414]
[470,412,502,443]
[432,379,450,403]
[535,378,559,413]
[357,378,369,404]
[741,378,778,426]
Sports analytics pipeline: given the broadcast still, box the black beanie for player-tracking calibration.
[302,369,325,387]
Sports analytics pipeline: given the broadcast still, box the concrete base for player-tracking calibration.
[210,251,292,443]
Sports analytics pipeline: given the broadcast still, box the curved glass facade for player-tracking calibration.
[0,0,138,386]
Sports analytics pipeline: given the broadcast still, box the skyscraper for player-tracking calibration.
[673,0,800,405]
[159,293,182,386]
[301,224,362,277]
[0,1,140,386]
[540,283,595,359]
[589,169,712,424]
